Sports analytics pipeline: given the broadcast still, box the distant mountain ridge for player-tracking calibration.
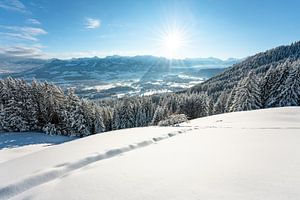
[0,55,239,75]
[0,54,47,74]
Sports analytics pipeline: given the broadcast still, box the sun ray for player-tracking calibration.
[152,21,191,59]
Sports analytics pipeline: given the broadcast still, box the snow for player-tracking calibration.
[84,82,133,91]
[0,132,75,164]
[141,89,172,96]
[1,107,300,200]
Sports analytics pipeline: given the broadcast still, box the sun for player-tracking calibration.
[154,23,189,59]
[163,30,183,53]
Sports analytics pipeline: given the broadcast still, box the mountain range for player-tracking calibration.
[0,55,239,98]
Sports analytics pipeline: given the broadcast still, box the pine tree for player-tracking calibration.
[225,86,237,112]
[20,79,38,131]
[31,80,46,129]
[264,60,291,107]
[94,106,105,133]
[178,93,209,119]
[261,66,278,107]
[214,92,229,114]
[1,78,28,131]
[151,106,168,125]
[2,97,26,131]
[230,72,262,112]
[135,98,155,127]
[62,89,90,136]
[112,98,136,130]
[208,96,214,116]
[99,106,114,131]
[277,64,300,106]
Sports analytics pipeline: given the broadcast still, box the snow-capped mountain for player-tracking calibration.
[0,55,238,98]
[0,54,47,74]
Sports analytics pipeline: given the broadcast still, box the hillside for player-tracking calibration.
[1,107,300,200]
[190,41,300,98]
[186,41,300,116]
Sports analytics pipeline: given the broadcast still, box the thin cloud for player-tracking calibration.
[21,27,47,35]
[0,0,28,13]
[0,25,47,41]
[0,44,45,58]
[85,18,100,29]
[0,32,37,41]
[27,18,41,25]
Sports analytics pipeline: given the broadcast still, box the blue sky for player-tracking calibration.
[0,0,300,59]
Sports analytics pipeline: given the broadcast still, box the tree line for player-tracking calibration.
[0,77,209,136]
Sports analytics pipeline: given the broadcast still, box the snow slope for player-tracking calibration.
[1,107,300,200]
[0,132,75,164]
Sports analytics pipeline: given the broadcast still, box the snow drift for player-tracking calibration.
[0,107,300,200]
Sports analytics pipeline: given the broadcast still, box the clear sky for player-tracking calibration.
[0,0,300,59]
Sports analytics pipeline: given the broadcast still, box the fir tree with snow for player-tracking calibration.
[277,63,300,106]
[230,72,262,112]
[214,91,229,114]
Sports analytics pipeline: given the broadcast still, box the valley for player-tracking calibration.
[0,55,235,99]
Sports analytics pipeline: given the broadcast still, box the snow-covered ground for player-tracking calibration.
[0,107,300,200]
[0,132,75,164]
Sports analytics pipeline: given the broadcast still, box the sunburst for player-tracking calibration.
[153,21,190,59]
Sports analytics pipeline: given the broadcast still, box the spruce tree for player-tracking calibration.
[277,64,300,106]
[264,60,291,107]
[214,92,229,114]
[230,72,262,112]
[151,106,168,125]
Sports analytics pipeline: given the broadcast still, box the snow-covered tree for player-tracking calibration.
[94,106,105,133]
[214,91,229,114]
[158,114,188,126]
[225,86,237,112]
[0,78,29,131]
[261,66,277,107]
[61,89,90,136]
[135,98,155,127]
[99,106,114,131]
[230,72,262,112]
[19,79,38,130]
[263,60,291,107]
[151,106,168,125]
[277,64,300,106]
[112,98,136,130]
[177,93,209,119]
[208,96,215,116]
[2,97,26,131]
